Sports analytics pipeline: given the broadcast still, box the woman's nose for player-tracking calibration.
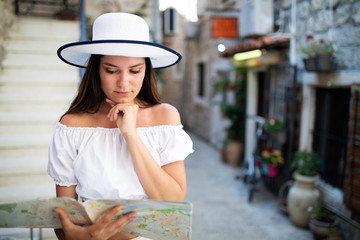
[116,72,128,86]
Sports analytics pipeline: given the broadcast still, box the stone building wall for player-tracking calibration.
[181,0,241,146]
[292,1,360,239]
[295,0,360,70]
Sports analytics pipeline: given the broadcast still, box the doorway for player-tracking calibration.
[313,88,350,189]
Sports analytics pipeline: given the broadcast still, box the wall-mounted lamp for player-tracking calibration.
[217,44,226,52]
[233,49,262,61]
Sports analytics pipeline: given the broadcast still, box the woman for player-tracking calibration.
[47,12,193,240]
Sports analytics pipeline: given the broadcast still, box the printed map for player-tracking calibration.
[0,197,193,240]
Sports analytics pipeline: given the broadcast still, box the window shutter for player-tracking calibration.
[163,8,178,35]
[344,91,360,214]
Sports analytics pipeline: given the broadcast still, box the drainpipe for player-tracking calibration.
[80,0,86,79]
[290,0,296,66]
[152,0,159,43]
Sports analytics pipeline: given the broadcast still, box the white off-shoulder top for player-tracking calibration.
[47,123,194,200]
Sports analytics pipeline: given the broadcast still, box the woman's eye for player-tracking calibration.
[130,69,141,74]
[105,69,116,74]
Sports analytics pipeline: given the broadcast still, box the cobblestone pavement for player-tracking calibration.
[185,133,313,240]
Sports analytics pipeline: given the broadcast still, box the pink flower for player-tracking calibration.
[306,34,314,40]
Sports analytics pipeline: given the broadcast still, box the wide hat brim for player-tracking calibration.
[57,40,182,69]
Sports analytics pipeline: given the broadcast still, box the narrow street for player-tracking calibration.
[185,132,313,240]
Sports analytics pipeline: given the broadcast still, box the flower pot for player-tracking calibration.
[267,164,279,177]
[225,140,243,167]
[304,58,317,71]
[287,174,320,228]
[309,215,338,239]
[303,56,333,72]
[316,55,333,72]
[261,162,268,175]
[269,131,286,145]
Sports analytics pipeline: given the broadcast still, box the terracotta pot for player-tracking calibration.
[225,140,243,167]
[287,174,320,228]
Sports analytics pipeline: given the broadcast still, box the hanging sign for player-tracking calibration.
[212,17,238,38]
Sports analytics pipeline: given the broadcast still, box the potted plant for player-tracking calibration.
[213,68,247,167]
[261,148,284,177]
[287,150,322,228]
[309,200,338,239]
[263,116,286,144]
[299,34,335,72]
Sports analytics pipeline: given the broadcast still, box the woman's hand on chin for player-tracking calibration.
[105,98,139,136]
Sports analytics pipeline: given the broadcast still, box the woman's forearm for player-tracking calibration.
[124,133,186,201]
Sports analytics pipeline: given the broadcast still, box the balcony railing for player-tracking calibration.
[14,0,80,19]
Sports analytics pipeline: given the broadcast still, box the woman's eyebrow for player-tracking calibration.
[129,63,145,68]
[102,62,145,68]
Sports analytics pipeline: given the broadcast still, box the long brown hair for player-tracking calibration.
[61,55,161,119]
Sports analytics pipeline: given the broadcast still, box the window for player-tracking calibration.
[197,63,205,98]
[163,8,178,35]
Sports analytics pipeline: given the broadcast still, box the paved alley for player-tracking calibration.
[185,133,313,240]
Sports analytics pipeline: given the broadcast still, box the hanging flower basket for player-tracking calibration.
[303,55,334,73]
[300,35,335,73]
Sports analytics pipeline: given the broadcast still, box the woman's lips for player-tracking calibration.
[115,91,130,96]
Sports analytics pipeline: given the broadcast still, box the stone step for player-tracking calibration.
[9,17,80,41]
[0,67,80,84]
[0,81,78,94]
[0,15,79,214]
[2,51,69,69]
[0,82,77,96]
[0,134,52,149]
[0,183,55,203]
[0,112,60,123]
[0,158,51,187]
[0,103,69,113]
[0,92,73,113]
[0,124,57,136]
[0,228,57,240]
[0,136,51,187]
[5,37,72,55]
[0,146,47,162]
[0,112,59,135]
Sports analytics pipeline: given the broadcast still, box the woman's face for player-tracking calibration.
[99,55,146,104]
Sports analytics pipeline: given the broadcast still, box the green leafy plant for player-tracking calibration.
[264,116,285,133]
[213,68,247,142]
[310,200,333,223]
[299,35,335,58]
[291,150,321,176]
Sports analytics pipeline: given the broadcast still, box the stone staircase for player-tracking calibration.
[0,16,80,239]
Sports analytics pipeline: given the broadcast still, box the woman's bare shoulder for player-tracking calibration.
[152,103,181,125]
[60,113,93,127]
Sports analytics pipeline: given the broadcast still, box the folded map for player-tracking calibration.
[0,197,193,240]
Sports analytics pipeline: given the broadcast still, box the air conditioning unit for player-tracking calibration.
[240,0,274,37]
[163,8,178,35]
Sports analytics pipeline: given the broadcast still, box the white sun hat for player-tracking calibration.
[57,12,181,69]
